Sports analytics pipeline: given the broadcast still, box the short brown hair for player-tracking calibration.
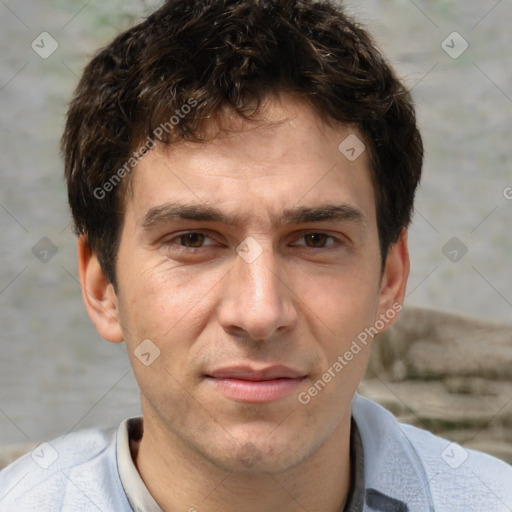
[62,0,423,286]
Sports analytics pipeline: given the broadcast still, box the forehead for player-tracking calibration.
[126,94,376,228]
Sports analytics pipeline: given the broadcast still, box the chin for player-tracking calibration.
[203,428,316,475]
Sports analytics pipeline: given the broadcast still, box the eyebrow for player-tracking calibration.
[140,202,368,230]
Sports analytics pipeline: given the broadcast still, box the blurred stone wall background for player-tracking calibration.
[0,0,511,465]
[363,307,512,464]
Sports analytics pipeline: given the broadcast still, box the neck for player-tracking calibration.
[134,412,353,512]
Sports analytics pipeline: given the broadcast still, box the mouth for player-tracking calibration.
[204,365,307,403]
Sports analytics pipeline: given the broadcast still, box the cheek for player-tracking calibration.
[295,264,381,338]
[120,261,220,335]
[117,266,216,424]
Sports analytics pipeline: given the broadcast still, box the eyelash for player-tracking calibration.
[162,231,341,250]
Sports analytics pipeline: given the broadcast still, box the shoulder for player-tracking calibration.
[400,422,512,510]
[0,425,132,511]
[352,393,512,511]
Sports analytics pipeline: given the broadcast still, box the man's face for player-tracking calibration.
[106,94,402,473]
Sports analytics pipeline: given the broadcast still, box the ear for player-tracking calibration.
[77,236,124,343]
[375,228,410,331]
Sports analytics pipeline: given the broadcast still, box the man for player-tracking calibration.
[1,0,511,510]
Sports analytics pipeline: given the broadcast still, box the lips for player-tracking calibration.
[205,365,306,403]
[207,365,306,381]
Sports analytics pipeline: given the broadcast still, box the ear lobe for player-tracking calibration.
[376,228,410,331]
[77,236,124,343]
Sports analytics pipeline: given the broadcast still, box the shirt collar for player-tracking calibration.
[116,417,163,512]
[343,417,365,511]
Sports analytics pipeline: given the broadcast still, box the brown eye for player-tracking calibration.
[179,233,206,247]
[303,233,330,247]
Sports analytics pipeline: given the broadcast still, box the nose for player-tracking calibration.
[217,240,298,342]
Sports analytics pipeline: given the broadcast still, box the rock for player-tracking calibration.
[368,307,512,381]
[362,306,512,464]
